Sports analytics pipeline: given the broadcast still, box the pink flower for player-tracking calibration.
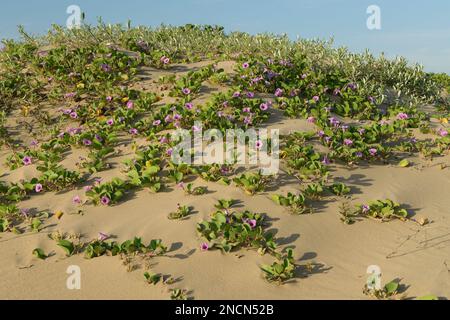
[322,156,330,165]
[84,186,92,192]
[185,102,193,110]
[396,112,409,120]
[70,111,78,119]
[153,119,161,126]
[100,196,110,206]
[274,88,284,97]
[312,96,319,102]
[106,119,114,126]
[83,139,92,146]
[106,96,113,102]
[307,116,315,123]
[72,195,81,205]
[255,140,263,150]
[182,88,191,95]
[129,128,138,135]
[243,107,251,113]
[23,156,32,166]
[35,183,43,193]
[362,205,370,214]
[242,62,250,69]
[166,148,173,156]
[98,232,109,241]
[192,125,201,132]
[232,91,241,98]
[126,101,134,109]
[368,148,377,156]
[438,128,448,137]
[200,243,209,251]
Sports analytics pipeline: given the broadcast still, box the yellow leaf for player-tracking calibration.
[439,118,448,124]
[398,159,410,167]
[55,210,64,220]
[77,83,85,89]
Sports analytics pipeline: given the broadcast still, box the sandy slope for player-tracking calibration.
[0,61,449,300]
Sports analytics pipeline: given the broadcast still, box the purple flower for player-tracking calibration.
[333,88,341,96]
[83,139,92,146]
[30,140,38,147]
[243,116,252,125]
[101,64,111,72]
[362,205,370,214]
[185,102,194,110]
[94,134,103,142]
[312,95,320,102]
[322,155,330,165]
[159,136,168,144]
[35,183,43,193]
[166,148,173,156]
[396,112,409,120]
[243,107,251,113]
[317,130,325,138]
[358,128,366,135]
[247,219,257,229]
[255,140,263,150]
[100,196,110,206]
[153,119,161,126]
[126,101,134,109]
[72,195,81,205]
[106,119,114,126]
[64,92,76,99]
[307,116,315,123]
[274,88,284,97]
[242,62,250,69]
[246,92,255,98]
[106,96,113,102]
[356,151,363,158]
[200,243,209,251]
[70,111,78,119]
[232,91,241,98]
[98,232,109,241]
[164,115,173,123]
[329,117,340,126]
[368,148,377,156]
[23,156,32,166]
[129,128,138,135]
[343,139,353,146]
[173,114,182,121]
[259,103,269,111]
[182,88,191,95]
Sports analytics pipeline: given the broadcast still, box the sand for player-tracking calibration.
[0,61,449,300]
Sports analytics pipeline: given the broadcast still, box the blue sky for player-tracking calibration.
[1,0,449,73]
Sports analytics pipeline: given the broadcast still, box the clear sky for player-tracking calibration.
[1,0,449,73]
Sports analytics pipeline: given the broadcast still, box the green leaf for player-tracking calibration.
[417,295,438,300]
[384,280,399,294]
[32,248,47,260]
[57,239,75,256]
